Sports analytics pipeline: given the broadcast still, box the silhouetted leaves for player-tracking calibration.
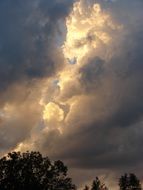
[0,151,76,190]
[0,151,142,190]
[119,173,141,190]
[83,177,108,190]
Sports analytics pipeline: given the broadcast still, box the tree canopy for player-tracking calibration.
[83,177,108,190]
[0,151,76,190]
[0,151,142,190]
[119,173,141,190]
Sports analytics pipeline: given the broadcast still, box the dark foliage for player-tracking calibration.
[0,151,142,190]
[119,173,141,190]
[83,177,108,190]
[0,151,76,190]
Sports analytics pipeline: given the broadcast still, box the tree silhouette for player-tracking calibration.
[119,173,141,190]
[90,177,108,190]
[0,152,142,190]
[128,173,141,190]
[0,151,76,190]
[119,173,128,190]
[91,177,101,190]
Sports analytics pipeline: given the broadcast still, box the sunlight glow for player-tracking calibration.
[62,1,117,62]
[41,0,121,133]
[43,102,64,122]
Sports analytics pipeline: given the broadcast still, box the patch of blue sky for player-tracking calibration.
[67,57,77,65]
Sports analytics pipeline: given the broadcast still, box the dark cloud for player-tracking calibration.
[39,0,75,20]
[0,0,74,91]
[79,57,105,91]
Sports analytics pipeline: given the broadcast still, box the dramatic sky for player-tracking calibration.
[0,0,143,189]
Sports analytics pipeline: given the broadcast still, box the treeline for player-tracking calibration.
[0,151,142,190]
[83,174,142,190]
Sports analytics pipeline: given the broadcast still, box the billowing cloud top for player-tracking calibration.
[0,0,143,189]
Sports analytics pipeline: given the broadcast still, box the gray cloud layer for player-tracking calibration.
[0,0,74,91]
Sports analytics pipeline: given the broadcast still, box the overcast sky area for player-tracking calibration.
[0,0,143,189]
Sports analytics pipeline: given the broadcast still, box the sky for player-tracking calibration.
[0,0,143,189]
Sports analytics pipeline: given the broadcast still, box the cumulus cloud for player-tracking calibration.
[29,0,143,186]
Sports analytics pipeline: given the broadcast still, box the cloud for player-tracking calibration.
[25,0,143,186]
[0,0,74,152]
[0,0,74,92]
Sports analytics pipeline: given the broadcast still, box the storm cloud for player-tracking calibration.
[0,0,74,91]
